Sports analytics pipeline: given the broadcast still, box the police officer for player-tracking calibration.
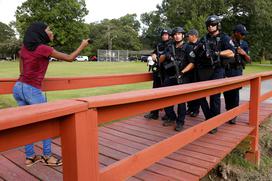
[198,15,235,134]
[223,24,251,124]
[186,29,201,117]
[160,27,195,132]
[144,29,171,120]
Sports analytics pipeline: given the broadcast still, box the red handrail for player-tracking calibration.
[0,73,152,94]
[0,71,272,180]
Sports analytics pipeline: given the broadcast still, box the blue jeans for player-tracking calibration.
[13,82,52,158]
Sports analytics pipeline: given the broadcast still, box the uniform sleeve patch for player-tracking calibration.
[229,40,235,47]
[189,51,196,58]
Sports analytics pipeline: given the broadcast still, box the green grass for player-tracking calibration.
[0,61,148,78]
[0,60,271,109]
[0,61,151,108]
[244,63,272,74]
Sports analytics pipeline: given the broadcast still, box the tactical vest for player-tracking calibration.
[232,39,245,68]
[156,42,167,57]
[200,33,233,68]
[162,42,186,76]
[150,41,168,73]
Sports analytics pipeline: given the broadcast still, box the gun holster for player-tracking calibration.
[163,61,176,70]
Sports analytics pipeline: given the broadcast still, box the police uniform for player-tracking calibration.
[187,38,201,116]
[144,31,170,120]
[196,15,235,134]
[162,36,195,130]
[152,41,168,88]
[192,39,213,120]
[199,32,235,116]
[223,24,250,124]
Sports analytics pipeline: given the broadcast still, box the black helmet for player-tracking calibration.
[205,15,221,27]
[160,29,171,36]
[172,27,185,35]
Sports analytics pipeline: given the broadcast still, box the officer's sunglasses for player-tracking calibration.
[208,23,217,27]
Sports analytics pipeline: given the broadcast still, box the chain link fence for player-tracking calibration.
[97,49,152,62]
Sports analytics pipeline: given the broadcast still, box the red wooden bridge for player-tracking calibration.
[0,72,272,180]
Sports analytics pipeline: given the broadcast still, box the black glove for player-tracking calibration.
[177,72,184,84]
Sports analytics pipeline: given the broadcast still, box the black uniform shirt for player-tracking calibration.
[152,41,169,57]
[201,32,235,52]
[162,41,195,76]
[232,38,249,62]
[200,32,235,65]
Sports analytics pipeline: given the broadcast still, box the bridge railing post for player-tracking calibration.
[246,76,261,167]
[60,109,99,181]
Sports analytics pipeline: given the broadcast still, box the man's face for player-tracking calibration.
[234,32,246,40]
[207,23,218,33]
[173,32,183,42]
[161,33,169,42]
[188,34,197,43]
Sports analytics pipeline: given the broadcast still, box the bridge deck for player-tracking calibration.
[1,101,271,181]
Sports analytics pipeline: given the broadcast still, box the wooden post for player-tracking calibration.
[246,77,261,167]
[60,109,99,181]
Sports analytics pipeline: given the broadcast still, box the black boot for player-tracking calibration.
[175,122,184,132]
[228,117,237,124]
[190,110,199,117]
[161,114,168,121]
[162,119,175,126]
[144,113,158,120]
[209,128,218,134]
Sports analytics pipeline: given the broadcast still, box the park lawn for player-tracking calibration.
[0,61,271,108]
[0,61,151,108]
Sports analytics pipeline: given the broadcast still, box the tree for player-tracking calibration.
[15,0,89,52]
[87,14,142,55]
[248,0,272,61]
[0,22,19,58]
[140,10,168,49]
[140,0,272,61]
[140,0,229,48]
[0,41,21,57]
[0,22,16,43]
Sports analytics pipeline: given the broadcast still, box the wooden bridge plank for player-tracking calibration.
[126,117,244,145]
[183,144,226,158]
[99,149,177,181]
[100,127,156,146]
[100,129,214,171]
[132,170,180,181]
[191,140,230,152]
[0,101,269,180]
[99,131,148,150]
[0,155,38,181]
[99,137,138,155]
[100,145,129,160]
[2,150,62,181]
[158,158,207,177]
[99,145,181,181]
[167,152,213,169]
[147,163,199,181]
[99,144,200,180]
[126,177,142,181]
[114,121,170,138]
[100,133,207,177]
[104,124,164,142]
[175,148,219,163]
